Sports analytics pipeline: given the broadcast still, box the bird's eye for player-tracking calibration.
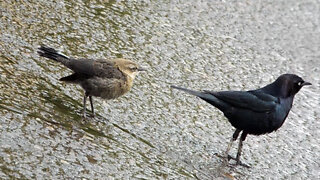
[130,67,138,71]
[297,81,302,86]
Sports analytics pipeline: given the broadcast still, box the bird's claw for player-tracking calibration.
[226,155,251,168]
[81,115,87,122]
[214,153,251,168]
[88,113,95,118]
[214,153,231,164]
[234,161,251,168]
[82,110,95,119]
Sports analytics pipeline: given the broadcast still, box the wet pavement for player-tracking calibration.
[0,0,319,179]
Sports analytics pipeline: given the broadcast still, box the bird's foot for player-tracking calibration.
[214,153,233,161]
[214,153,232,166]
[81,115,87,122]
[228,155,251,168]
[230,161,251,168]
[80,111,91,123]
[81,111,95,119]
[214,153,250,168]
[88,113,95,118]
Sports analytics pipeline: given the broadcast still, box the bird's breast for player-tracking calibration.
[81,77,132,99]
[271,97,293,129]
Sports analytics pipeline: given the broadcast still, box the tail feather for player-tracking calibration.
[171,85,206,98]
[37,46,69,64]
[171,85,229,111]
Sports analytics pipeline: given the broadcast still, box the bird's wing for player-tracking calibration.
[205,90,279,112]
[67,58,124,80]
[92,59,125,80]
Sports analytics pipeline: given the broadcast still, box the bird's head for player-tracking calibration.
[275,74,311,97]
[116,58,145,80]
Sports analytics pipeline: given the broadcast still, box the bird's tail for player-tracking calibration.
[171,85,229,112]
[171,85,207,98]
[37,46,69,65]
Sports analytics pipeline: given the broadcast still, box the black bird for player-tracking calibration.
[171,74,311,166]
[38,45,145,118]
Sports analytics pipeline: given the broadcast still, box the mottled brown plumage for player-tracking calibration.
[38,45,145,118]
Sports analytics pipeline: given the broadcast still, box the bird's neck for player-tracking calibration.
[126,75,134,89]
[260,81,289,98]
[120,75,134,94]
[280,96,294,109]
[261,82,296,111]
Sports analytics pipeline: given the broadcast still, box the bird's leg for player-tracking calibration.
[223,129,241,164]
[234,132,250,168]
[82,95,88,118]
[225,138,234,161]
[236,137,243,164]
[89,96,95,117]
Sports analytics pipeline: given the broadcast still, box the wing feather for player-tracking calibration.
[205,90,278,112]
[66,58,124,80]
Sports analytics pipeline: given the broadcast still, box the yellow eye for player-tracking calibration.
[297,81,302,86]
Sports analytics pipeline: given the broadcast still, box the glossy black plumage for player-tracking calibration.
[171,74,311,166]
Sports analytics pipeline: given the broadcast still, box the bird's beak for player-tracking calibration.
[301,81,312,86]
[137,67,146,72]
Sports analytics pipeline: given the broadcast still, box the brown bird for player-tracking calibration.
[38,45,145,118]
